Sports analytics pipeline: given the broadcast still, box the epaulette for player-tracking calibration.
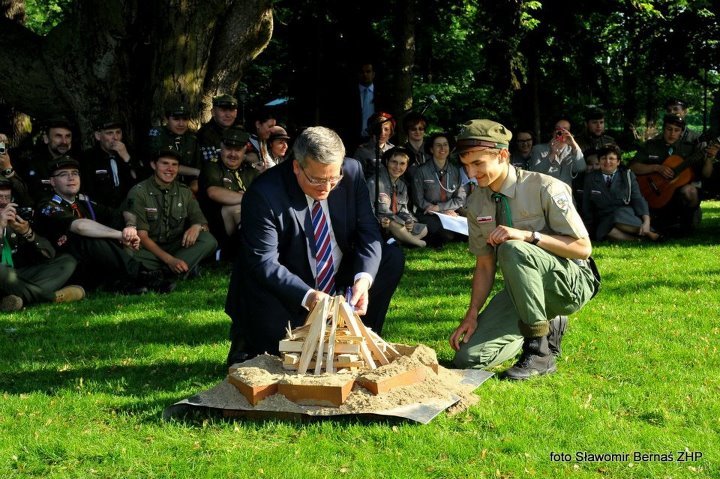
[50,194,63,205]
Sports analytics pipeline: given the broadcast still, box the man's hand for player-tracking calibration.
[441,209,458,217]
[0,203,16,229]
[656,164,674,179]
[424,204,440,214]
[111,140,131,162]
[486,225,528,247]
[380,217,391,228]
[182,224,202,247]
[0,134,11,170]
[305,290,332,310]
[349,277,371,316]
[404,220,414,232]
[121,226,140,250]
[165,256,189,274]
[449,313,479,351]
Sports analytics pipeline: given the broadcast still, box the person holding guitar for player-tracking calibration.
[630,114,719,235]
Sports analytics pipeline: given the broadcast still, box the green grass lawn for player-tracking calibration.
[2,202,719,478]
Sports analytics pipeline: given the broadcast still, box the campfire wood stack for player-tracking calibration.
[278,295,401,374]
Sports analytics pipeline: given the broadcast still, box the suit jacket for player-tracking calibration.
[225,157,383,354]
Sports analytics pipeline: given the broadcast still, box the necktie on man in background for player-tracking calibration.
[69,202,83,218]
[311,200,335,294]
[439,171,448,203]
[605,175,612,188]
[109,157,120,187]
[391,186,398,214]
[233,170,246,190]
[491,192,513,227]
[1,230,14,267]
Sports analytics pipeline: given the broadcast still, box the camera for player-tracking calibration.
[0,142,6,155]
[554,129,564,140]
[16,206,34,221]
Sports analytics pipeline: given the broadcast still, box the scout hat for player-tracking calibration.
[153,149,183,162]
[0,176,11,189]
[48,154,80,173]
[94,117,123,131]
[221,127,250,147]
[663,113,685,129]
[665,98,686,109]
[455,119,512,153]
[45,117,74,131]
[212,94,238,108]
[165,102,190,118]
[268,126,290,143]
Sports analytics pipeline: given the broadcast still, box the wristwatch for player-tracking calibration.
[2,167,13,177]
[530,231,541,245]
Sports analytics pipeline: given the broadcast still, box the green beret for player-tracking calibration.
[455,119,512,152]
[212,94,238,108]
[221,127,250,147]
[48,154,80,173]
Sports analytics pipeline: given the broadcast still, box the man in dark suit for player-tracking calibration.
[225,126,404,365]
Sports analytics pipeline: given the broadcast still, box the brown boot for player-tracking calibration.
[54,285,86,303]
[1,295,24,312]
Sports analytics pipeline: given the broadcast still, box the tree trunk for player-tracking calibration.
[391,0,416,143]
[0,0,273,148]
[0,0,32,145]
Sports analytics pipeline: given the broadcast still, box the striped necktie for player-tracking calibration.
[311,200,335,294]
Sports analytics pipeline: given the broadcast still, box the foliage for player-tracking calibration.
[22,0,70,34]
[1,202,720,478]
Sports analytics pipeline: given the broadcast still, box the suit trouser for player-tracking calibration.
[454,241,596,369]
[132,231,218,275]
[226,242,405,361]
[0,254,77,304]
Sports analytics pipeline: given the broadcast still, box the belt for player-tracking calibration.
[571,259,587,268]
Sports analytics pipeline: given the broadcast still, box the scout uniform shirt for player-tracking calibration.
[126,177,207,245]
[466,166,588,258]
[366,166,417,224]
[198,160,259,199]
[196,120,226,163]
[147,126,202,181]
[37,193,117,249]
[632,137,704,175]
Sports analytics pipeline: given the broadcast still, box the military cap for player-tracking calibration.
[268,126,290,143]
[94,118,123,131]
[221,127,250,147]
[45,117,74,131]
[665,98,686,109]
[0,176,11,189]
[153,149,183,163]
[584,107,605,121]
[166,102,191,118]
[455,119,512,152]
[663,113,685,129]
[48,154,80,173]
[212,94,238,108]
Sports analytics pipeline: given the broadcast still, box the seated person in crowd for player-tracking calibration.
[225,126,404,365]
[126,150,217,278]
[198,127,259,260]
[450,119,598,380]
[1,177,83,311]
[267,126,290,164]
[147,102,202,195]
[1,133,31,206]
[197,94,238,162]
[402,112,430,170]
[663,98,699,144]
[354,111,395,179]
[246,108,278,171]
[582,145,660,242]
[575,108,616,167]
[528,118,586,188]
[82,118,145,209]
[630,114,718,234]
[36,156,171,294]
[12,118,74,204]
[509,129,534,169]
[412,132,467,247]
[367,147,427,248]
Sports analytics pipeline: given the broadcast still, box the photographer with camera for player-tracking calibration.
[1,177,84,312]
[528,119,587,188]
[0,133,32,207]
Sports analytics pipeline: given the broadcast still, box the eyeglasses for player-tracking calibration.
[52,170,80,179]
[300,167,343,186]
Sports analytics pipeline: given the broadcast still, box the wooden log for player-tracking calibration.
[356,367,426,395]
[368,330,402,360]
[340,303,376,369]
[297,298,328,374]
[282,360,365,371]
[313,300,329,375]
[325,297,340,374]
[279,340,361,355]
[354,318,390,365]
[277,376,355,407]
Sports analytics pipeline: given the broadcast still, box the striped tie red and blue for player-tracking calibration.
[312,200,335,294]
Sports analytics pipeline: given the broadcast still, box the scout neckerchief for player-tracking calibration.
[491,192,513,227]
[1,228,13,268]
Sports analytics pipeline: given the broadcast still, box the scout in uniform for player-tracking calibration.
[35,156,171,295]
[197,94,239,163]
[126,150,217,277]
[449,119,599,380]
[147,103,202,194]
[198,127,258,259]
[1,177,84,311]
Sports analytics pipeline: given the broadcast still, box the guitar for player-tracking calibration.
[637,136,720,209]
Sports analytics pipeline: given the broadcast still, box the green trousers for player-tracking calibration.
[132,231,217,276]
[454,240,597,369]
[0,254,77,304]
